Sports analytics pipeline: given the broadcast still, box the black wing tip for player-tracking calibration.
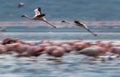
[37,14,45,18]
[37,7,41,11]
[41,14,45,16]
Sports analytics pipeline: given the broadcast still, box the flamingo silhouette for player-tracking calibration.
[74,20,97,36]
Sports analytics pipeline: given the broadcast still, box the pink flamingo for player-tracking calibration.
[21,7,57,28]
[74,20,97,36]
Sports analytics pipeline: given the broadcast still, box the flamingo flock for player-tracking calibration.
[0,37,119,62]
[0,2,119,63]
[21,5,97,36]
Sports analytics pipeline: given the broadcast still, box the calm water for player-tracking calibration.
[0,25,119,77]
[0,0,120,77]
[1,25,120,41]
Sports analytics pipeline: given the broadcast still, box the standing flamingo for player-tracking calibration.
[21,7,57,28]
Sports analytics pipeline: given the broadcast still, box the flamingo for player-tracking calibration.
[74,20,97,36]
[78,46,106,58]
[21,7,57,28]
[18,2,24,8]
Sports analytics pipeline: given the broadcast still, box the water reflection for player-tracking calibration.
[0,54,119,77]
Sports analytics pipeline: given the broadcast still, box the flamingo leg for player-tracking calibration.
[85,28,97,36]
[42,20,57,28]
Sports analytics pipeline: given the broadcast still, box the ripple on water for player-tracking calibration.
[0,52,120,77]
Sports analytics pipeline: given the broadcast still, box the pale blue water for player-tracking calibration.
[1,0,120,21]
[0,0,120,77]
[1,25,120,41]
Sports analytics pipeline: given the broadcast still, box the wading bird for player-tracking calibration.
[21,7,57,28]
[74,20,97,36]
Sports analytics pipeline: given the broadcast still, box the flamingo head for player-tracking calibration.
[21,14,28,18]
[74,20,81,25]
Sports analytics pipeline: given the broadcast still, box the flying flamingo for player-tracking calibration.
[74,20,97,36]
[21,7,57,28]
[18,2,24,8]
